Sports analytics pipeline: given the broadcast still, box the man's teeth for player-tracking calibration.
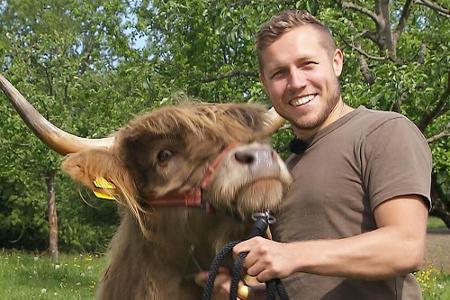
[291,94,315,106]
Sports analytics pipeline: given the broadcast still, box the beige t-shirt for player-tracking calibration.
[273,106,432,300]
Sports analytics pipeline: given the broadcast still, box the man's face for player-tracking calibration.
[259,25,343,136]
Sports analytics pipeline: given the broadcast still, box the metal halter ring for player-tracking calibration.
[251,210,277,224]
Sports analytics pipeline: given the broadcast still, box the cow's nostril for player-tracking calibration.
[271,149,276,159]
[234,151,255,165]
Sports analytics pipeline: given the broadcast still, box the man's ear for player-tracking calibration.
[332,48,344,77]
[61,149,137,202]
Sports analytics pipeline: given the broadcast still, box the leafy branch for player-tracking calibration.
[418,71,450,131]
[343,0,449,61]
[342,2,381,25]
[339,34,389,61]
[394,0,414,42]
[427,130,450,143]
[415,0,450,17]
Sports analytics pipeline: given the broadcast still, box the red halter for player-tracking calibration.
[144,143,240,212]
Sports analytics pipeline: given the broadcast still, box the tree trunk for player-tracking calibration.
[375,0,396,59]
[430,173,450,229]
[46,169,59,261]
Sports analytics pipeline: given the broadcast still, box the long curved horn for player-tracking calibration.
[0,74,114,155]
[262,107,285,135]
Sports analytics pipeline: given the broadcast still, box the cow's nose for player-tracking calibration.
[234,148,275,168]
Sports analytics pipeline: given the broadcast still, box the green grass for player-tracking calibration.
[416,267,450,300]
[427,216,448,230]
[0,249,105,300]
[0,249,449,299]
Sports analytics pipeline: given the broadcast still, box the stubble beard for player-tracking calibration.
[292,82,341,131]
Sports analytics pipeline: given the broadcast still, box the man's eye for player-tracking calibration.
[271,70,285,79]
[157,149,173,163]
[305,61,318,66]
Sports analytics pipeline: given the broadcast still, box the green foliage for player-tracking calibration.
[0,0,126,252]
[55,178,118,253]
[1,170,51,250]
[0,173,117,252]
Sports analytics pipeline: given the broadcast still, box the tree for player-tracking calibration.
[0,0,145,254]
[333,0,450,226]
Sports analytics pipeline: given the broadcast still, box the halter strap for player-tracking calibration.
[201,142,240,189]
[145,188,203,207]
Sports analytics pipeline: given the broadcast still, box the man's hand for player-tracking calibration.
[233,237,297,282]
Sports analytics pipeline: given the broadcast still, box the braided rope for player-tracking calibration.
[202,241,239,300]
[229,252,247,299]
[202,215,289,300]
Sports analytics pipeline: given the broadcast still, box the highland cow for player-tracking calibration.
[0,74,292,299]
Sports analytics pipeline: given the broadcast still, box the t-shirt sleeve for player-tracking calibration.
[362,116,432,211]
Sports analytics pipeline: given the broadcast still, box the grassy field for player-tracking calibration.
[0,218,448,299]
[0,250,448,299]
[0,249,105,300]
[421,217,450,299]
[416,267,450,300]
[428,216,448,230]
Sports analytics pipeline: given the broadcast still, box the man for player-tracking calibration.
[198,10,432,299]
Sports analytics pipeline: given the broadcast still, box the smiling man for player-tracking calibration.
[232,10,432,300]
[258,19,350,138]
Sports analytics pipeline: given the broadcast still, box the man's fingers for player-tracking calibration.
[194,267,232,288]
[194,271,209,287]
[233,237,263,256]
[246,262,266,278]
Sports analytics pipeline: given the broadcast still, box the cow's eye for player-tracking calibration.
[157,149,173,163]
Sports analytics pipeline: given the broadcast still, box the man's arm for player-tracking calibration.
[233,195,428,282]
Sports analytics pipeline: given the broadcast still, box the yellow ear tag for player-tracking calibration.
[93,177,116,200]
[93,190,116,200]
[93,177,116,189]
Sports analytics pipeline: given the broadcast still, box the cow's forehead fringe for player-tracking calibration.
[116,102,267,145]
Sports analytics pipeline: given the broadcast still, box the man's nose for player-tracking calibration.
[287,68,307,89]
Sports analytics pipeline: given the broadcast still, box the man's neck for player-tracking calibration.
[293,99,354,140]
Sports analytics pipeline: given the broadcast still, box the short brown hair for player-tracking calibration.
[256,10,336,67]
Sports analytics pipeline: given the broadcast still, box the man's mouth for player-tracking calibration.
[289,94,316,107]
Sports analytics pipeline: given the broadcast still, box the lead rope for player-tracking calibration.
[202,211,289,300]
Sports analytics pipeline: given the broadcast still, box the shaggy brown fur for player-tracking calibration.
[61,102,292,299]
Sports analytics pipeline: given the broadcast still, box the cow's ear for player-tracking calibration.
[62,149,149,237]
[61,149,137,203]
